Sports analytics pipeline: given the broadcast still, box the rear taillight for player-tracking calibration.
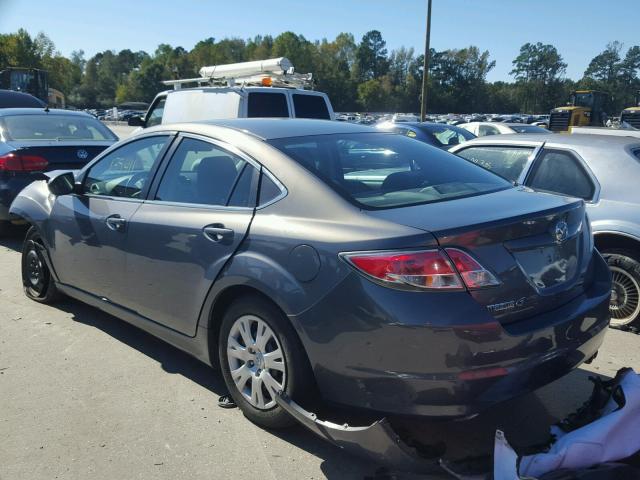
[0,152,48,172]
[444,248,501,289]
[341,248,500,291]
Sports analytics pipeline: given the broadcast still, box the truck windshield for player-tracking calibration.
[2,114,117,141]
[269,132,511,209]
[572,93,593,108]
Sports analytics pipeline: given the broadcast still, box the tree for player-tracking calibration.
[355,30,389,81]
[510,43,567,113]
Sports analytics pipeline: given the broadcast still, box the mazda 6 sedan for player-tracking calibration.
[11,119,611,428]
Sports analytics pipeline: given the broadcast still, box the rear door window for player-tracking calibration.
[526,149,595,200]
[292,94,330,119]
[247,92,289,118]
[155,137,257,207]
[456,146,534,183]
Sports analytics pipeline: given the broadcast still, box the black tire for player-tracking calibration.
[602,249,640,328]
[218,294,314,429]
[21,227,62,304]
[0,220,11,237]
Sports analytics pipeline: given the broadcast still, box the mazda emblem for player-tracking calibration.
[554,221,569,244]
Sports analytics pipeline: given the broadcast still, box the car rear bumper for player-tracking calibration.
[292,251,611,417]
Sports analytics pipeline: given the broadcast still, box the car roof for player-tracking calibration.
[0,107,93,118]
[0,89,46,108]
[152,118,375,140]
[455,132,640,149]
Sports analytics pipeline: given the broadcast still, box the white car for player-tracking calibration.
[459,122,548,137]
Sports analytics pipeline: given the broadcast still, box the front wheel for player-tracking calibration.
[21,227,61,303]
[219,294,314,429]
[603,250,640,328]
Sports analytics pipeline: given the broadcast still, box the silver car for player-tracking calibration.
[451,133,640,328]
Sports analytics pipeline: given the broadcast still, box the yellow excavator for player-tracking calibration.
[549,90,608,132]
[620,91,640,129]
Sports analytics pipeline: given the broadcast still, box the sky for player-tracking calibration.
[1,0,638,82]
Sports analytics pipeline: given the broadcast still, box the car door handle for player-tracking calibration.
[203,224,234,243]
[105,215,126,232]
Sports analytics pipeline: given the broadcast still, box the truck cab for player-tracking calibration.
[129,58,334,128]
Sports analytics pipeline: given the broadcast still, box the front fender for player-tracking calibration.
[9,180,54,233]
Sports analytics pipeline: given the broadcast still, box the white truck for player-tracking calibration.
[128,57,334,129]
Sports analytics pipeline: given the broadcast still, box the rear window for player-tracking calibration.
[292,94,330,120]
[418,124,475,148]
[247,92,289,118]
[456,146,534,183]
[509,124,548,134]
[269,133,510,209]
[1,114,117,141]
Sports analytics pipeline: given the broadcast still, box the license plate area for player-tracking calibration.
[511,239,579,291]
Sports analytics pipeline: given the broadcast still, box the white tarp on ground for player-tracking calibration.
[494,369,640,479]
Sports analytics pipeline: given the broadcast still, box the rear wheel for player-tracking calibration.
[0,220,11,237]
[602,250,640,328]
[21,227,61,304]
[219,294,313,429]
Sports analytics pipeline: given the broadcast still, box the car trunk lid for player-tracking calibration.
[367,187,593,323]
[5,141,111,171]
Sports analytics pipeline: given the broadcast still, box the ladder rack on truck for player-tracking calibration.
[162,57,313,90]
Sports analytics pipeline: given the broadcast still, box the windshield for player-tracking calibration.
[269,133,511,209]
[1,114,117,141]
[418,124,475,147]
[456,146,535,183]
[572,93,593,108]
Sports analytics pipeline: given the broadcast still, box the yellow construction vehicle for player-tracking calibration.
[549,90,608,132]
[620,91,640,129]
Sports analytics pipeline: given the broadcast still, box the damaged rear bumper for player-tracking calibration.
[275,392,441,473]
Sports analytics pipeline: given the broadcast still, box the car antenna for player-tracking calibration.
[44,105,50,113]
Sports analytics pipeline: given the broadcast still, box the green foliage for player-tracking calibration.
[1,29,638,115]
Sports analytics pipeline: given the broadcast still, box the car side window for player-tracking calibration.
[526,149,595,200]
[145,97,166,128]
[478,124,498,136]
[155,137,256,207]
[247,92,289,118]
[292,94,330,120]
[258,173,283,206]
[83,136,170,198]
[456,146,534,183]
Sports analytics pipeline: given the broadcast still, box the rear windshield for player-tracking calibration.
[509,124,548,134]
[269,132,511,209]
[418,124,475,147]
[292,94,330,120]
[1,114,117,141]
[456,146,534,183]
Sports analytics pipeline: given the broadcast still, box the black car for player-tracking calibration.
[0,89,46,109]
[377,121,476,150]
[0,108,117,234]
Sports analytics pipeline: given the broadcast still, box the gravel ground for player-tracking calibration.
[1,228,638,480]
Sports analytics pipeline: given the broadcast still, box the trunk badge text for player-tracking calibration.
[487,297,526,313]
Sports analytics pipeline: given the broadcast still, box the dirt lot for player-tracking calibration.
[1,228,638,480]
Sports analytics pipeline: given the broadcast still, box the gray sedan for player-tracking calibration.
[451,133,640,328]
[11,120,610,433]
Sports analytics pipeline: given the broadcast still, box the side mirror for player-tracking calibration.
[127,115,145,127]
[47,171,78,196]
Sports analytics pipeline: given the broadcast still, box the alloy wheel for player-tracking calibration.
[226,315,286,410]
[610,266,640,326]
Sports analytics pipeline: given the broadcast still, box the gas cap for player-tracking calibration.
[288,245,321,282]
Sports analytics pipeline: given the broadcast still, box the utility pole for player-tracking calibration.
[420,0,432,122]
